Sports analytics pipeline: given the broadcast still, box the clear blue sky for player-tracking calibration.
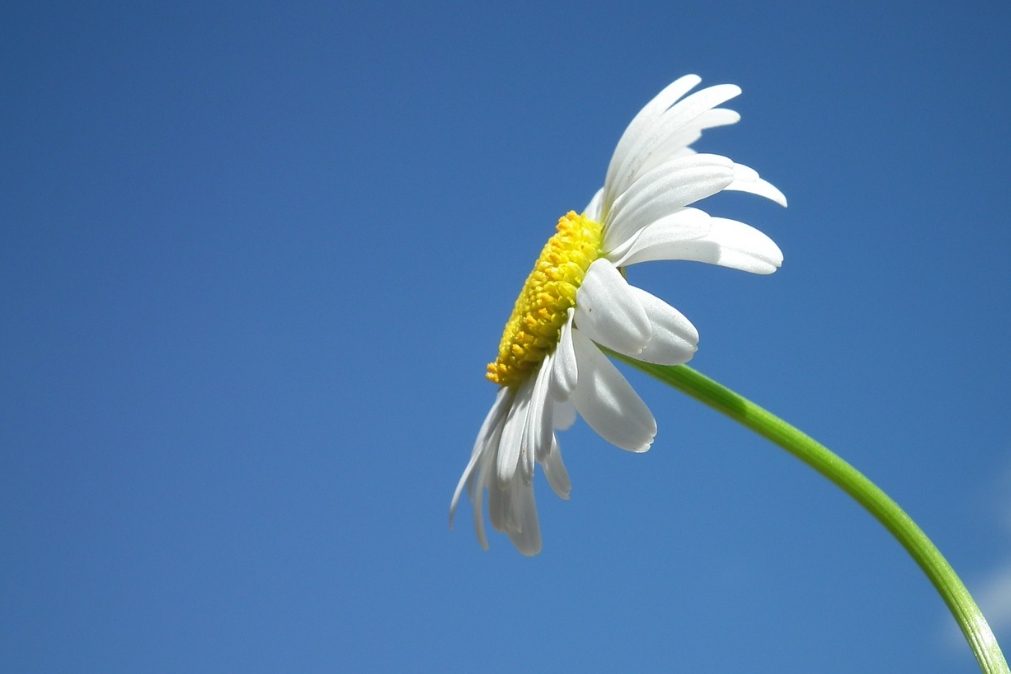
[2,1,1010,672]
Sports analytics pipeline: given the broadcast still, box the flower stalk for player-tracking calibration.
[615,358,1009,674]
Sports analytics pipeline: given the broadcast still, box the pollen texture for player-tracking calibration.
[487,211,603,387]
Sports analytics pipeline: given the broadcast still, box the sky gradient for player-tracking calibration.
[3,1,1010,672]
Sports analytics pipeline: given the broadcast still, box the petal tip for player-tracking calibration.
[632,437,656,453]
[632,426,658,453]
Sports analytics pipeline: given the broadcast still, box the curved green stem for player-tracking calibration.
[619,359,1008,674]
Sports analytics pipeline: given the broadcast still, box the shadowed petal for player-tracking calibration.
[541,436,571,500]
[574,259,651,357]
[551,309,578,400]
[570,326,656,452]
[629,287,699,365]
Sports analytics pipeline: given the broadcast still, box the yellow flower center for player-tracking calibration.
[486,211,603,387]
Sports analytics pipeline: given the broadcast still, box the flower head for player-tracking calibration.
[450,75,786,555]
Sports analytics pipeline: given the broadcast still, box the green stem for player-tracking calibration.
[619,359,1009,674]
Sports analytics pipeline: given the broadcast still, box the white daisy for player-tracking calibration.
[450,75,786,555]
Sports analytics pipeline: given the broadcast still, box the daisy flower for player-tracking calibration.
[450,75,786,555]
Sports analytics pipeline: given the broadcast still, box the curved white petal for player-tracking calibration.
[505,477,542,556]
[550,308,577,400]
[569,326,656,452]
[643,109,738,171]
[496,377,534,483]
[697,107,741,129]
[608,207,712,267]
[552,398,577,430]
[607,154,730,226]
[606,84,742,206]
[604,75,702,196]
[449,387,512,526]
[488,468,510,534]
[526,355,555,466]
[450,453,483,528]
[649,83,741,136]
[671,217,783,273]
[540,436,571,500]
[469,422,500,549]
[574,259,651,356]
[701,217,784,273]
[583,188,604,221]
[604,154,734,252]
[488,468,542,556]
[727,162,788,207]
[449,388,513,550]
[629,287,699,365]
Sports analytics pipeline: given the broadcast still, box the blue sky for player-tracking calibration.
[2,1,1010,672]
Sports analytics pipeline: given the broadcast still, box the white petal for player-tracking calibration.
[540,436,571,500]
[488,466,542,555]
[642,108,738,170]
[651,216,783,274]
[604,154,734,252]
[726,162,788,207]
[452,388,511,550]
[612,210,782,275]
[629,287,699,365]
[652,110,741,160]
[550,308,577,399]
[705,217,784,273]
[574,259,651,356]
[496,377,534,483]
[604,75,702,196]
[660,83,741,127]
[505,477,542,556]
[608,207,712,267]
[449,388,512,525]
[450,451,482,526]
[583,188,604,221]
[488,476,507,533]
[648,128,703,161]
[608,154,730,227]
[552,398,577,430]
[697,107,741,129]
[526,355,555,465]
[469,424,499,550]
[648,84,741,144]
[569,326,656,452]
[606,84,742,205]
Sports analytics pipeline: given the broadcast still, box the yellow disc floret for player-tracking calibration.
[486,211,603,387]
